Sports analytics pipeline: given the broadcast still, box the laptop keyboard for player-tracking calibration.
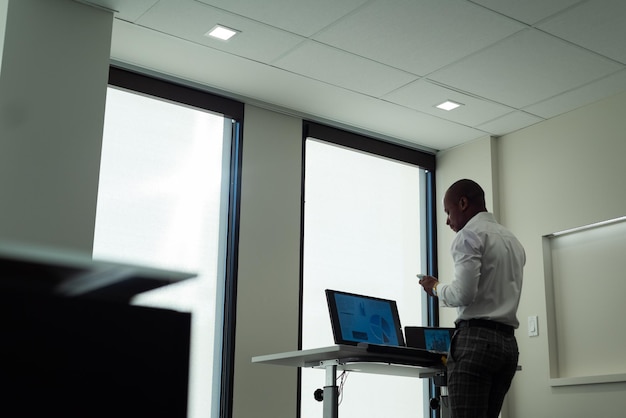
[357,343,445,367]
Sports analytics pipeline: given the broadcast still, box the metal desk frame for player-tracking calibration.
[252,345,445,418]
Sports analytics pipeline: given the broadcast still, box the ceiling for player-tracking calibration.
[82,0,626,151]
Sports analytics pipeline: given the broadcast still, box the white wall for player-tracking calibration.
[0,0,112,253]
[233,105,303,418]
[436,136,497,328]
[0,0,7,77]
[436,91,626,417]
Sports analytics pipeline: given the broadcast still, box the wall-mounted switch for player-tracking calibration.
[528,315,539,337]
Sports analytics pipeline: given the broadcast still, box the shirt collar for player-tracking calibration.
[463,211,495,229]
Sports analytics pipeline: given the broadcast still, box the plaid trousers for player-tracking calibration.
[446,326,519,418]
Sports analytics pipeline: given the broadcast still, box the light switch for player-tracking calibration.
[528,315,538,337]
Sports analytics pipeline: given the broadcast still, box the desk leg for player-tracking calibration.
[321,361,339,418]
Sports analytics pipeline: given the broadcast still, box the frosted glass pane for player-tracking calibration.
[301,138,427,418]
[94,87,231,418]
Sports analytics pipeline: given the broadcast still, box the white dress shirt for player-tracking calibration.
[437,212,526,328]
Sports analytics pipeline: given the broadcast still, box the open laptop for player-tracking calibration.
[404,326,455,355]
[325,289,443,366]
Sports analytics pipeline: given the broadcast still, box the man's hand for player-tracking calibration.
[418,274,439,297]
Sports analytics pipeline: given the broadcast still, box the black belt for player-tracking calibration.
[456,319,514,336]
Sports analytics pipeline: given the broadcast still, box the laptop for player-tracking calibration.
[325,289,443,366]
[404,326,455,355]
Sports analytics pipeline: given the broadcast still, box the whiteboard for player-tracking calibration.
[544,217,626,381]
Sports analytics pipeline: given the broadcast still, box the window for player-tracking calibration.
[94,67,243,418]
[300,122,437,418]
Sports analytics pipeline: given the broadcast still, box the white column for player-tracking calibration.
[0,0,113,253]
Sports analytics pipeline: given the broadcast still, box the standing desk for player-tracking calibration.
[252,344,446,418]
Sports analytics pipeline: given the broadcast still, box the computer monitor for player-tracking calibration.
[326,289,405,346]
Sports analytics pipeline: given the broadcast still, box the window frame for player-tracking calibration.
[106,66,244,418]
[299,121,440,417]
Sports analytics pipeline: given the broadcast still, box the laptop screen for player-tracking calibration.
[404,326,455,353]
[325,289,405,346]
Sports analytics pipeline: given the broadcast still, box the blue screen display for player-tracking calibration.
[424,329,451,352]
[334,292,400,346]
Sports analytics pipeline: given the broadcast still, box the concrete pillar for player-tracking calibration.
[0,0,113,253]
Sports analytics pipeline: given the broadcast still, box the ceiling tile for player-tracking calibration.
[524,69,626,118]
[108,0,626,150]
[313,0,525,75]
[384,80,515,126]
[428,29,623,109]
[136,0,304,63]
[273,41,418,97]
[110,19,480,151]
[469,0,584,25]
[476,111,544,136]
[537,0,626,64]
[195,0,370,37]
[76,0,159,21]
[378,111,489,150]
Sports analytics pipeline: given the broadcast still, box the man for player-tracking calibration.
[419,179,525,418]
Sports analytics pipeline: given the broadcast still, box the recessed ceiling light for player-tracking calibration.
[435,100,463,111]
[205,25,239,41]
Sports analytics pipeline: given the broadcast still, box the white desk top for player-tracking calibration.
[252,345,444,378]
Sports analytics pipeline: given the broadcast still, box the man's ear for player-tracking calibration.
[459,196,469,211]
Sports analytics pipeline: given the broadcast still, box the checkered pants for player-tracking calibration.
[446,326,519,418]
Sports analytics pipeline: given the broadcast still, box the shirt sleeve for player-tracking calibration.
[438,229,483,307]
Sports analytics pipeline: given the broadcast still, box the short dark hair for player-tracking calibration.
[448,179,486,207]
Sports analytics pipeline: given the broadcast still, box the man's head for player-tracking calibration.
[443,179,487,232]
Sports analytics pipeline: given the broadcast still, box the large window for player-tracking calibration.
[300,123,437,418]
[94,67,243,418]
